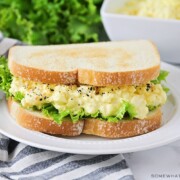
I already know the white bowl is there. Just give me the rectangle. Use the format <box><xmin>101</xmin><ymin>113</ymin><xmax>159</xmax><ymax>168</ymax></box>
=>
<box><xmin>101</xmin><ymin>0</ymin><xmax>180</xmax><ymax>64</ymax></box>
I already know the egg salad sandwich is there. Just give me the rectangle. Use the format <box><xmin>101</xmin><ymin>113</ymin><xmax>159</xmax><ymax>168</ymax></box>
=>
<box><xmin>0</xmin><ymin>40</ymin><xmax>169</xmax><ymax>138</ymax></box>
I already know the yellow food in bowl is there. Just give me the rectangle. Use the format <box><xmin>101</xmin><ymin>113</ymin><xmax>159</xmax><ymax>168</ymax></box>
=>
<box><xmin>118</xmin><ymin>0</ymin><xmax>180</xmax><ymax>20</ymax></box>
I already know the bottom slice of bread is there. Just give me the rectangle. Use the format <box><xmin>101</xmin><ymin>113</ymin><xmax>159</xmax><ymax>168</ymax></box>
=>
<box><xmin>83</xmin><ymin>110</ymin><xmax>162</xmax><ymax>138</ymax></box>
<box><xmin>8</xmin><ymin>99</ymin><xmax>84</xmax><ymax>136</ymax></box>
<box><xmin>8</xmin><ymin>99</ymin><xmax>162</xmax><ymax>138</ymax></box>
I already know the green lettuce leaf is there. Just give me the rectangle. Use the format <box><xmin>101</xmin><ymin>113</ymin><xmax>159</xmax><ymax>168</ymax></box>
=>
<box><xmin>162</xmin><ymin>86</ymin><xmax>170</xmax><ymax>93</ymax></box>
<box><xmin>14</xmin><ymin>91</ymin><xmax>24</xmax><ymax>102</ymax></box>
<box><xmin>42</xmin><ymin>104</ymin><xmax>58</xmax><ymax>116</ymax></box>
<box><xmin>42</xmin><ymin>103</ymin><xmax>86</xmax><ymax>124</ymax></box>
<box><xmin>96</xmin><ymin>102</ymin><xmax>137</xmax><ymax>123</ymax></box>
<box><xmin>91</xmin><ymin>111</ymin><xmax>99</xmax><ymax>118</ymax></box>
<box><xmin>116</xmin><ymin>102</ymin><xmax>127</xmax><ymax>119</ymax></box>
<box><xmin>151</xmin><ymin>70</ymin><xmax>169</xmax><ymax>84</ymax></box>
<box><xmin>42</xmin><ymin>103</ymin><xmax>69</xmax><ymax>124</ymax></box>
<box><xmin>106</xmin><ymin>102</ymin><xmax>137</xmax><ymax>122</ymax></box>
<box><xmin>70</xmin><ymin>109</ymin><xmax>85</xmax><ymax>122</ymax></box>
<box><xmin>151</xmin><ymin>70</ymin><xmax>169</xmax><ymax>93</ymax></box>
<box><xmin>147</xmin><ymin>105</ymin><xmax>156</xmax><ymax>111</ymax></box>
<box><xmin>106</xmin><ymin>116</ymin><xmax>119</xmax><ymax>123</ymax></box>
<box><xmin>148</xmin><ymin>104</ymin><xmax>161</xmax><ymax>111</ymax></box>
<box><xmin>0</xmin><ymin>56</ymin><xmax>12</xmax><ymax>97</ymax></box>
<box><xmin>126</xmin><ymin>102</ymin><xmax>137</xmax><ymax>119</ymax></box>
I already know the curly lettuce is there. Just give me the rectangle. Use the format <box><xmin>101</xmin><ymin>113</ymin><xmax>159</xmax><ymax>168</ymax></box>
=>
<box><xmin>0</xmin><ymin>0</ymin><xmax>105</xmax><ymax>45</ymax></box>
<box><xmin>42</xmin><ymin>103</ymin><xmax>85</xmax><ymax>123</ymax></box>
<box><xmin>151</xmin><ymin>70</ymin><xmax>169</xmax><ymax>84</ymax></box>
<box><xmin>151</xmin><ymin>70</ymin><xmax>169</xmax><ymax>92</ymax></box>
<box><xmin>14</xmin><ymin>91</ymin><xmax>24</xmax><ymax>102</ymax></box>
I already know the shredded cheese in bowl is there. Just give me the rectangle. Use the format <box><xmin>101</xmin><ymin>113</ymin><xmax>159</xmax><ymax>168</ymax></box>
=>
<box><xmin>118</xmin><ymin>0</ymin><xmax>180</xmax><ymax>20</ymax></box>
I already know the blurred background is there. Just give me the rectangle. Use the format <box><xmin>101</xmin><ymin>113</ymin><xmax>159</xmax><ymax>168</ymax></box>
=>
<box><xmin>0</xmin><ymin>0</ymin><xmax>107</xmax><ymax>45</ymax></box>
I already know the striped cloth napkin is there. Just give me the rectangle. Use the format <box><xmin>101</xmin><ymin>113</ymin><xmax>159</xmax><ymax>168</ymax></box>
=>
<box><xmin>0</xmin><ymin>33</ymin><xmax>134</xmax><ymax>180</ymax></box>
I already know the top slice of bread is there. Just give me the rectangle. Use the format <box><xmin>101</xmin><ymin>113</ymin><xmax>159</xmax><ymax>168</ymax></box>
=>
<box><xmin>8</xmin><ymin>40</ymin><xmax>160</xmax><ymax>86</ymax></box>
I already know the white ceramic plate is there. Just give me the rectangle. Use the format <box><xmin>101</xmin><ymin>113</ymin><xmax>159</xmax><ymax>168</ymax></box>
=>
<box><xmin>0</xmin><ymin>62</ymin><xmax>180</xmax><ymax>154</ymax></box>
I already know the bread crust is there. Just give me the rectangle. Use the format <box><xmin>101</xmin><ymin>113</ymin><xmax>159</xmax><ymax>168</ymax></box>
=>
<box><xmin>9</xmin><ymin>60</ymin><xmax>78</xmax><ymax>85</ymax></box>
<box><xmin>8</xmin><ymin>99</ymin><xmax>84</xmax><ymax>136</ymax></box>
<box><xmin>78</xmin><ymin>65</ymin><xmax>160</xmax><ymax>86</ymax></box>
<box><xmin>83</xmin><ymin>109</ymin><xmax>162</xmax><ymax>138</ymax></box>
<box><xmin>9</xmin><ymin>59</ymin><xmax>160</xmax><ymax>86</ymax></box>
<box><xmin>8</xmin><ymin>99</ymin><xmax>162</xmax><ymax>138</ymax></box>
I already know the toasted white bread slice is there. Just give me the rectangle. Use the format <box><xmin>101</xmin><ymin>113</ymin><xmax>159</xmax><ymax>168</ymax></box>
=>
<box><xmin>8</xmin><ymin>40</ymin><xmax>160</xmax><ymax>86</ymax></box>
<box><xmin>83</xmin><ymin>109</ymin><xmax>162</xmax><ymax>138</ymax></box>
<box><xmin>8</xmin><ymin>99</ymin><xmax>162</xmax><ymax>138</ymax></box>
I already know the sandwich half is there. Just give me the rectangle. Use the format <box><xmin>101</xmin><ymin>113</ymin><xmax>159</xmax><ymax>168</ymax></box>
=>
<box><xmin>0</xmin><ymin>40</ymin><xmax>168</xmax><ymax>138</ymax></box>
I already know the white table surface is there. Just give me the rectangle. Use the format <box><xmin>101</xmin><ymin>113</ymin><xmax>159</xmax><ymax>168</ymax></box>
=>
<box><xmin>125</xmin><ymin>64</ymin><xmax>180</xmax><ymax>180</ymax></box>
<box><xmin>125</xmin><ymin>140</ymin><xmax>180</xmax><ymax>180</ymax></box>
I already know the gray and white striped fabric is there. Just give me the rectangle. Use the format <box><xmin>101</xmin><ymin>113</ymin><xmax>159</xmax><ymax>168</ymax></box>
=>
<box><xmin>0</xmin><ymin>33</ymin><xmax>134</xmax><ymax>180</ymax></box>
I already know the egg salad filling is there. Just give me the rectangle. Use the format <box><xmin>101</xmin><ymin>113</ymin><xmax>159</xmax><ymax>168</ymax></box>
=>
<box><xmin>0</xmin><ymin>56</ymin><xmax>169</xmax><ymax>124</ymax></box>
